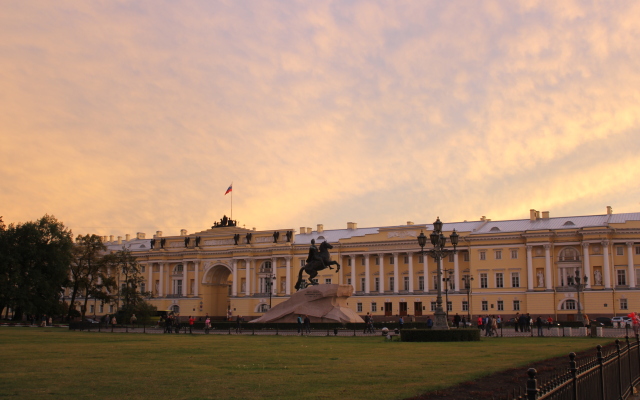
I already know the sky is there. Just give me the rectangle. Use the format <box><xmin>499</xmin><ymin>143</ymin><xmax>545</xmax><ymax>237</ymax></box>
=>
<box><xmin>2</xmin><ymin>1</ymin><xmax>640</xmax><ymax>238</ymax></box>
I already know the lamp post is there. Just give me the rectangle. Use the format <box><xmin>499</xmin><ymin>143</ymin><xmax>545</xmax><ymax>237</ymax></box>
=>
<box><xmin>567</xmin><ymin>269</ymin><xmax>588</xmax><ymax>326</ymax></box>
<box><xmin>463</xmin><ymin>274</ymin><xmax>474</xmax><ymax>325</ymax></box>
<box><xmin>443</xmin><ymin>269</ymin><xmax>454</xmax><ymax>319</ymax></box>
<box><xmin>417</xmin><ymin>217</ymin><xmax>459</xmax><ymax>330</ymax></box>
<box><xmin>265</xmin><ymin>273</ymin><xmax>277</xmax><ymax>309</ymax></box>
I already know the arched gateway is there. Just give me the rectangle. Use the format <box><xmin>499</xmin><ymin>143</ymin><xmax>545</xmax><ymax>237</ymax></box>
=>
<box><xmin>202</xmin><ymin>263</ymin><xmax>232</xmax><ymax>318</ymax></box>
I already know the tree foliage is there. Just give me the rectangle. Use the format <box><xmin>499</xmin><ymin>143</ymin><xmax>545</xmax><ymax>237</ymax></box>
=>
<box><xmin>0</xmin><ymin>215</ymin><xmax>73</xmax><ymax>319</ymax></box>
<box><xmin>103</xmin><ymin>248</ymin><xmax>151</xmax><ymax>320</ymax></box>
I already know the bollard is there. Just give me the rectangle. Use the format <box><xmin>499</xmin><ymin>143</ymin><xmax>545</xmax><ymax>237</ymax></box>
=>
<box><xmin>526</xmin><ymin>368</ymin><xmax>539</xmax><ymax>400</ymax></box>
<box><xmin>569</xmin><ymin>352</ymin><xmax>578</xmax><ymax>400</ymax></box>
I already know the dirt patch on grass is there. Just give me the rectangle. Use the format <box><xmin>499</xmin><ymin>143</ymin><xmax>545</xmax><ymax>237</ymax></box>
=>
<box><xmin>406</xmin><ymin>342</ymin><xmax>619</xmax><ymax>400</ymax></box>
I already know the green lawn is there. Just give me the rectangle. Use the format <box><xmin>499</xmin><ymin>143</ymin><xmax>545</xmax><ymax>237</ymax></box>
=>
<box><xmin>0</xmin><ymin>329</ymin><xmax>609</xmax><ymax>400</ymax></box>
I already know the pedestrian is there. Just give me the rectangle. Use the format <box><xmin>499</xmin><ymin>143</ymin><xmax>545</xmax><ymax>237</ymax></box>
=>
<box><xmin>485</xmin><ymin>315</ymin><xmax>493</xmax><ymax>337</ymax></box>
<box><xmin>461</xmin><ymin>316</ymin><xmax>466</xmax><ymax>328</ymax></box>
<box><xmin>111</xmin><ymin>315</ymin><xmax>117</xmax><ymax>326</ymax></box>
<box><xmin>536</xmin><ymin>316</ymin><xmax>544</xmax><ymax>337</ymax></box>
<box><xmin>398</xmin><ymin>316</ymin><xmax>404</xmax><ymax>330</ymax></box>
<box><xmin>454</xmin><ymin>313</ymin><xmax>461</xmax><ymax>328</ymax></box>
<box><xmin>236</xmin><ymin>315</ymin><xmax>243</xmax><ymax>333</ymax></box>
<box><xmin>130</xmin><ymin>314</ymin><xmax>137</xmax><ymax>330</ymax></box>
<box><xmin>491</xmin><ymin>316</ymin><xmax>498</xmax><ymax>336</ymax></box>
<box><xmin>514</xmin><ymin>312</ymin><xmax>520</xmax><ymax>332</ymax></box>
<box><xmin>297</xmin><ymin>315</ymin><xmax>303</xmax><ymax>334</ymax></box>
<box><xmin>477</xmin><ymin>316</ymin><xmax>483</xmax><ymax>330</ymax></box>
<box><xmin>205</xmin><ymin>316</ymin><xmax>211</xmax><ymax>334</ymax></box>
<box><xmin>304</xmin><ymin>315</ymin><xmax>311</xmax><ymax>334</ymax></box>
<box><xmin>426</xmin><ymin>316</ymin><xmax>433</xmax><ymax>329</ymax></box>
<box><xmin>546</xmin><ymin>315</ymin><xmax>553</xmax><ymax>330</ymax></box>
<box><xmin>188</xmin><ymin>315</ymin><xmax>195</xmax><ymax>334</ymax></box>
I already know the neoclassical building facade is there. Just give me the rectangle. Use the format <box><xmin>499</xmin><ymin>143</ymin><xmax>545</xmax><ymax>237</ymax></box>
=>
<box><xmin>95</xmin><ymin>207</ymin><xmax>640</xmax><ymax>321</ymax></box>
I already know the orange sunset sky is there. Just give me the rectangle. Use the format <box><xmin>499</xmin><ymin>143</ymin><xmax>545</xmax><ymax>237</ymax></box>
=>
<box><xmin>1</xmin><ymin>1</ymin><xmax>640</xmax><ymax>237</ymax></box>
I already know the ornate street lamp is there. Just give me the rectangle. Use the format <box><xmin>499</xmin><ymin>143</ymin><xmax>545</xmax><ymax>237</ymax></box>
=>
<box><xmin>417</xmin><ymin>217</ymin><xmax>459</xmax><ymax>330</ymax></box>
<box><xmin>567</xmin><ymin>269</ymin><xmax>588</xmax><ymax>326</ymax></box>
<box><xmin>443</xmin><ymin>269</ymin><xmax>454</xmax><ymax>319</ymax></box>
<box><xmin>265</xmin><ymin>273</ymin><xmax>277</xmax><ymax>308</ymax></box>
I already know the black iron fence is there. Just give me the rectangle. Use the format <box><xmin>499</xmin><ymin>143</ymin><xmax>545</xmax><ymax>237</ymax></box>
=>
<box><xmin>511</xmin><ymin>336</ymin><xmax>640</xmax><ymax>400</ymax></box>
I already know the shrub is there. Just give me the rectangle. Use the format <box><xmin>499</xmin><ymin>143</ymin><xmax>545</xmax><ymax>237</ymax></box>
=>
<box><xmin>400</xmin><ymin>329</ymin><xmax>481</xmax><ymax>342</ymax></box>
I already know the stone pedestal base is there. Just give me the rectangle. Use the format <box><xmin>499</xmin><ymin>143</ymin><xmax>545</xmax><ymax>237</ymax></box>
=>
<box><xmin>250</xmin><ymin>284</ymin><xmax>364</xmax><ymax>324</ymax></box>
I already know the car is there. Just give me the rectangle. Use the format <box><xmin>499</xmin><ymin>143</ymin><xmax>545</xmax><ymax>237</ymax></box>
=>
<box><xmin>594</xmin><ymin>317</ymin><xmax>612</xmax><ymax>326</ymax></box>
<box><xmin>611</xmin><ymin>316</ymin><xmax>632</xmax><ymax>327</ymax></box>
<box><xmin>84</xmin><ymin>318</ymin><xmax>100</xmax><ymax>324</ymax></box>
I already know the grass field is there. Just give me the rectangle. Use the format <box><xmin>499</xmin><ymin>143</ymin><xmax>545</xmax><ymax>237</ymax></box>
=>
<box><xmin>0</xmin><ymin>328</ymin><xmax>610</xmax><ymax>400</ymax></box>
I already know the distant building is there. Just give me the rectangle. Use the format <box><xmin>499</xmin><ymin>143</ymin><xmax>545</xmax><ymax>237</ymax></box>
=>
<box><xmin>74</xmin><ymin>206</ymin><xmax>640</xmax><ymax>322</ymax></box>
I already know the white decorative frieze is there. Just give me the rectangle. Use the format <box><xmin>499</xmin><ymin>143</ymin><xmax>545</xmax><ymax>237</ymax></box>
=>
<box><xmin>254</xmin><ymin>236</ymin><xmax>272</xmax><ymax>243</ymax></box>
<box><xmin>387</xmin><ymin>231</ymin><xmax>418</xmax><ymax>239</ymax></box>
<box><xmin>204</xmin><ymin>239</ymin><xmax>235</xmax><ymax>246</ymax></box>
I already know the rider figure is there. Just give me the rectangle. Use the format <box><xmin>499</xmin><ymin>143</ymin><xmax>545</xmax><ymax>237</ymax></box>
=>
<box><xmin>307</xmin><ymin>239</ymin><xmax>325</xmax><ymax>268</ymax></box>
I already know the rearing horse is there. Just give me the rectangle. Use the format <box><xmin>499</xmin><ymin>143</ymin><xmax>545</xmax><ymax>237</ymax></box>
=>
<box><xmin>295</xmin><ymin>241</ymin><xmax>340</xmax><ymax>291</ymax></box>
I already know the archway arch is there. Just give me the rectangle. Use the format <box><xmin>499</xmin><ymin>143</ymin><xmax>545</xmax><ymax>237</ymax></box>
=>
<box><xmin>201</xmin><ymin>263</ymin><xmax>232</xmax><ymax>318</ymax></box>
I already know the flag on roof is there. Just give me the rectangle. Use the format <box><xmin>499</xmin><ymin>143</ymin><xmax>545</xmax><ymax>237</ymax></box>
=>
<box><xmin>225</xmin><ymin>183</ymin><xmax>233</xmax><ymax>195</ymax></box>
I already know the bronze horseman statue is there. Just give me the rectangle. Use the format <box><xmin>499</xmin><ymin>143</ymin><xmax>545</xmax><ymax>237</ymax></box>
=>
<box><xmin>294</xmin><ymin>239</ymin><xmax>340</xmax><ymax>291</ymax></box>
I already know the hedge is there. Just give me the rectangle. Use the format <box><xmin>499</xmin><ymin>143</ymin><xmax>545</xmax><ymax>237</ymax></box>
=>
<box><xmin>400</xmin><ymin>329</ymin><xmax>481</xmax><ymax>342</ymax></box>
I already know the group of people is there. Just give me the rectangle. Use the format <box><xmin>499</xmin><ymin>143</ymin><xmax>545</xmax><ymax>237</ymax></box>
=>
<box><xmin>296</xmin><ymin>315</ymin><xmax>311</xmax><ymax>334</ymax></box>
<box><xmin>477</xmin><ymin>315</ymin><xmax>501</xmax><ymax>336</ymax></box>
<box><xmin>363</xmin><ymin>313</ymin><xmax>375</xmax><ymax>333</ymax></box>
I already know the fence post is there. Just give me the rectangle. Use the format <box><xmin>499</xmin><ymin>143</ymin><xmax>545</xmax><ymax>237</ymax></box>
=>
<box><xmin>569</xmin><ymin>352</ymin><xmax>578</xmax><ymax>400</ymax></box>
<box><xmin>526</xmin><ymin>368</ymin><xmax>539</xmax><ymax>400</ymax></box>
<box><xmin>597</xmin><ymin>345</ymin><xmax>606</xmax><ymax>400</ymax></box>
<box><xmin>627</xmin><ymin>336</ymin><xmax>634</xmax><ymax>396</ymax></box>
<box><xmin>617</xmin><ymin>339</ymin><xmax>623</xmax><ymax>399</ymax></box>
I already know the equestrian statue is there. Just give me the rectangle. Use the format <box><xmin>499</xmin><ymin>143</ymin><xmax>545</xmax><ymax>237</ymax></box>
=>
<box><xmin>294</xmin><ymin>239</ymin><xmax>340</xmax><ymax>291</ymax></box>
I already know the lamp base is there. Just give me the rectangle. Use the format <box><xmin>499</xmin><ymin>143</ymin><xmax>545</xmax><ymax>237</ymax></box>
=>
<box><xmin>432</xmin><ymin>309</ymin><xmax>450</xmax><ymax>330</ymax></box>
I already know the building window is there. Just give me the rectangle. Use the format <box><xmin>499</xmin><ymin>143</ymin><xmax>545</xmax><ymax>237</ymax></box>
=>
<box><xmin>495</xmin><ymin>250</ymin><xmax>502</xmax><ymax>260</ymax></box>
<box><xmin>375</xmin><ymin>257</ymin><xmax>379</xmax><ymax>266</ymax></box>
<box><xmin>258</xmin><ymin>303</ymin><xmax>269</xmax><ymax>313</ymax></box>
<box><xmin>511</xmin><ymin>272</ymin><xmax>520</xmax><ymax>288</ymax></box>
<box><xmin>480</xmin><ymin>273</ymin><xmax>488</xmax><ymax>288</ymax></box>
<box><xmin>496</xmin><ymin>273</ymin><xmax>504</xmax><ymax>288</ymax></box>
<box><xmin>347</xmin><ymin>258</ymin><xmax>352</xmax><ymax>267</ymax></box>
<box><xmin>371</xmin><ymin>302</ymin><xmax>377</xmax><ymax>312</ymax></box>
<box><xmin>621</xmin><ymin>299</ymin><xmax>628</xmax><ymax>310</ymax></box>
<box><xmin>482</xmin><ymin>301</ymin><xmax>488</xmax><ymax>311</ymax></box>
<box><xmin>389</xmin><ymin>256</ymin><xmax>395</xmax><ymax>265</ymax></box>
<box><xmin>109</xmin><ymin>305</ymin><xmax>114</xmax><ymax>313</ymax></box>
<box><xmin>325</xmin><ymin>278</ymin><xmax>332</xmax><ymax>284</ymax></box>
<box><xmin>361</xmin><ymin>257</ymin><xmax>366</xmax><ymax>266</ymax></box>
<box><xmin>403</xmin><ymin>277</ymin><xmax>409</xmax><ymax>291</ymax></box>
<box><xmin>89</xmin><ymin>305</ymin><xmax>95</xmax><ymax>314</ymax></box>
<box><xmin>479</xmin><ymin>251</ymin><xmax>486</xmax><ymax>261</ymax></box>
<box><xmin>513</xmin><ymin>300</ymin><xmax>520</xmax><ymax>311</ymax></box>
<box><xmin>174</xmin><ymin>264</ymin><xmax>184</xmax><ymax>273</ymax></box>
<box><xmin>418</xmin><ymin>276</ymin><xmax>424</xmax><ymax>291</ymax></box>
<box><xmin>563</xmin><ymin>299</ymin><xmax>576</xmax><ymax>310</ymax></box>
<box><xmin>447</xmin><ymin>301</ymin><xmax>452</xmax><ymax>312</ymax></box>
<box><xmin>300</xmin><ymin>259</ymin><xmax>305</xmax><ymax>267</ymax></box>
<box><xmin>99</xmin><ymin>304</ymin><xmax>104</xmax><ymax>313</ymax></box>
<box><xmin>636</xmin><ymin>246</ymin><xmax>640</xmax><ymax>255</ymax></box>
<box><xmin>463</xmin><ymin>252</ymin><xmax>470</xmax><ymax>262</ymax></box>
<box><xmin>462</xmin><ymin>301</ymin><xmax>468</xmax><ymax>311</ymax></box>
<box><xmin>347</xmin><ymin>278</ymin><xmax>351</xmax><ymax>286</ymax></box>
<box><xmin>617</xmin><ymin>246</ymin><xmax>624</xmax><ymax>256</ymax></box>
<box><xmin>389</xmin><ymin>277</ymin><xmax>394</xmax><ymax>291</ymax></box>
<box><xmin>141</xmin><ymin>265</ymin><xmax>146</xmax><ymax>273</ymax></box>
<box><xmin>141</xmin><ymin>283</ymin><xmax>146</xmax><ymax>293</ymax></box>
<box><xmin>430</xmin><ymin>302</ymin><xmax>437</xmax><ymax>312</ymax></box>
<box><xmin>448</xmin><ymin>253</ymin><xmax>454</xmax><ymax>263</ymax></box>
<box><xmin>374</xmin><ymin>277</ymin><xmax>380</xmax><ymax>291</ymax></box>
<box><xmin>497</xmin><ymin>300</ymin><xmax>504</xmax><ymax>311</ymax></box>
<box><xmin>511</xmin><ymin>250</ymin><xmax>518</xmax><ymax>259</ymax></box>
<box><xmin>418</xmin><ymin>255</ymin><xmax>424</xmax><ymax>264</ymax></box>
<box><xmin>617</xmin><ymin>270</ymin><xmax>627</xmax><ymax>286</ymax></box>
<box><xmin>433</xmin><ymin>275</ymin><xmax>439</xmax><ymax>290</ymax></box>
<box><xmin>311</xmin><ymin>278</ymin><xmax>318</xmax><ymax>284</ymax></box>
<box><xmin>357</xmin><ymin>303</ymin><xmax>363</xmax><ymax>312</ymax></box>
<box><xmin>360</xmin><ymin>278</ymin><xmax>366</xmax><ymax>292</ymax></box>
<box><xmin>404</xmin><ymin>256</ymin><xmax>409</xmax><ymax>264</ymax></box>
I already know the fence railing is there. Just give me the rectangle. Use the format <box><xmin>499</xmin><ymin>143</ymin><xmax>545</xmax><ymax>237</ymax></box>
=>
<box><xmin>511</xmin><ymin>335</ymin><xmax>640</xmax><ymax>400</ymax></box>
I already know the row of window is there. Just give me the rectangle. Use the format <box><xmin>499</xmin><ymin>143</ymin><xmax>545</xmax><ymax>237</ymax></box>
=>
<box><xmin>353</xmin><ymin>299</ymin><xmax>524</xmax><ymax>313</ymax></box>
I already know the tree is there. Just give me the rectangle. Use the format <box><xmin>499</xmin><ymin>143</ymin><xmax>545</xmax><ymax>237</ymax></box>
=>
<box><xmin>0</xmin><ymin>215</ymin><xmax>73</xmax><ymax>320</ymax></box>
<box><xmin>103</xmin><ymin>248</ymin><xmax>152</xmax><ymax>321</ymax></box>
<box><xmin>67</xmin><ymin>234</ymin><xmax>116</xmax><ymax>320</ymax></box>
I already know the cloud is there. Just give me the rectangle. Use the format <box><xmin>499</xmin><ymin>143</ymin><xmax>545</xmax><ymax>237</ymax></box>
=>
<box><xmin>1</xmin><ymin>0</ymin><xmax>639</xmax><ymax>237</ymax></box>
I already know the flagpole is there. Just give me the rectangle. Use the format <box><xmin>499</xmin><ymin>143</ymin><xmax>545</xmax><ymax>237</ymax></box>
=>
<box><xmin>230</xmin><ymin>189</ymin><xmax>233</xmax><ymax>220</ymax></box>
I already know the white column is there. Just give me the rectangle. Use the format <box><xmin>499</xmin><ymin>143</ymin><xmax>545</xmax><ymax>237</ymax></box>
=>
<box><xmin>407</xmin><ymin>252</ymin><xmax>414</xmax><ymax>293</ymax></box>
<box><xmin>393</xmin><ymin>253</ymin><xmax>399</xmax><ymax>293</ymax></box>
<box><xmin>194</xmin><ymin>261</ymin><xmax>199</xmax><ymax>296</ymax></box>
<box><xmin>378</xmin><ymin>253</ymin><xmax>385</xmax><ymax>293</ymax></box>
<box><xmin>526</xmin><ymin>246</ymin><xmax>534</xmax><ymax>290</ymax></box>
<box><xmin>271</xmin><ymin>257</ymin><xmax>278</xmax><ymax>295</ymax></box>
<box><xmin>232</xmin><ymin>260</ymin><xmax>238</xmax><ymax>296</ymax></box>
<box><xmin>147</xmin><ymin>263</ymin><xmax>153</xmax><ymax>296</ymax></box>
<box><xmin>423</xmin><ymin>254</ymin><xmax>429</xmax><ymax>292</ymax></box>
<box><xmin>545</xmin><ymin>244</ymin><xmax>553</xmax><ymax>289</ymax></box>
<box><xmin>338</xmin><ymin>255</ymin><xmax>343</xmax><ymax>285</ymax></box>
<box><xmin>285</xmin><ymin>257</ymin><xmax>291</xmax><ymax>295</ymax></box>
<box><xmin>183</xmin><ymin>261</ymin><xmax>188</xmax><ymax>297</ymax></box>
<box><xmin>581</xmin><ymin>243</ymin><xmax>591</xmax><ymax>289</ymax></box>
<box><xmin>603</xmin><ymin>241</ymin><xmax>611</xmax><ymax>289</ymax></box>
<box><xmin>453</xmin><ymin>252</ymin><xmax>460</xmax><ymax>292</ymax></box>
<box><xmin>245</xmin><ymin>259</ymin><xmax>251</xmax><ymax>296</ymax></box>
<box><xmin>350</xmin><ymin>255</ymin><xmax>356</xmax><ymax>291</ymax></box>
<box><xmin>627</xmin><ymin>242</ymin><xmax>635</xmax><ymax>288</ymax></box>
<box><xmin>364</xmin><ymin>254</ymin><xmax>370</xmax><ymax>294</ymax></box>
<box><xmin>159</xmin><ymin>263</ymin><xmax>164</xmax><ymax>297</ymax></box>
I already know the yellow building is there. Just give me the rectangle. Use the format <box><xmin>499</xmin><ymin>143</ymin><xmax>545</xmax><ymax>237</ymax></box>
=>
<box><xmin>96</xmin><ymin>207</ymin><xmax>640</xmax><ymax>322</ymax></box>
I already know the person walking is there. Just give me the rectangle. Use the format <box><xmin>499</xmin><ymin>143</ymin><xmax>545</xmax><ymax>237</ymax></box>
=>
<box><xmin>536</xmin><ymin>316</ymin><xmax>544</xmax><ymax>337</ymax></box>
<box><xmin>236</xmin><ymin>315</ymin><xmax>243</xmax><ymax>333</ymax></box>
<box><xmin>297</xmin><ymin>315</ymin><xmax>303</xmax><ymax>335</ymax></box>
<box><xmin>205</xmin><ymin>316</ymin><xmax>211</xmax><ymax>334</ymax></box>
<box><xmin>188</xmin><ymin>316</ymin><xmax>195</xmax><ymax>334</ymax></box>
<box><xmin>398</xmin><ymin>316</ymin><xmax>404</xmax><ymax>330</ymax></box>
<box><xmin>303</xmin><ymin>315</ymin><xmax>311</xmax><ymax>335</ymax></box>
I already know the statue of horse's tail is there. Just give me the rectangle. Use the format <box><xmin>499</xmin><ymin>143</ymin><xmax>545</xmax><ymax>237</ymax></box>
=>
<box><xmin>294</xmin><ymin>266</ymin><xmax>305</xmax><ymax>291</ymax></box>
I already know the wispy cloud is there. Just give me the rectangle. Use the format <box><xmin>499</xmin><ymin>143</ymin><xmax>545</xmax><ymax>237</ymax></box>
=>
<box><xmin>1</xmin><ymin>0</ymin><xmax>639</xmax><ymax>236</ymax></box>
